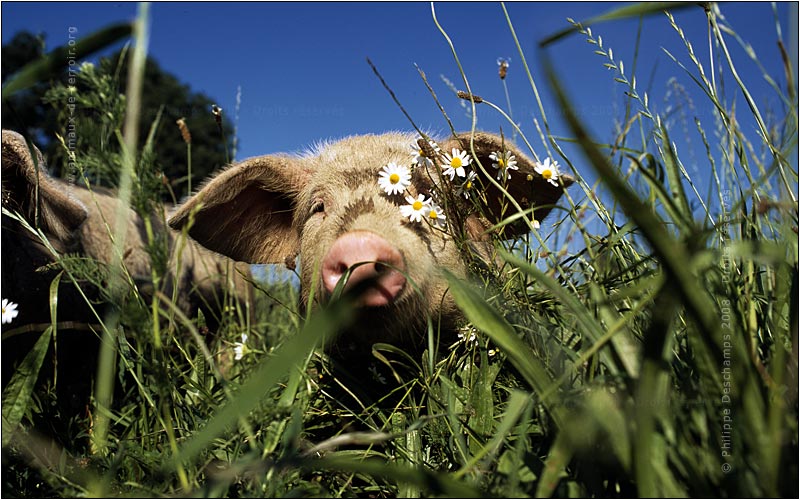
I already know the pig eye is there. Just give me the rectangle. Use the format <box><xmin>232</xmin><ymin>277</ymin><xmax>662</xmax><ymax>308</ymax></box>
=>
<box><xmin>310</xmin><ymin>200</ymin><xmax>325</xmax><ymax>216</ymax></box>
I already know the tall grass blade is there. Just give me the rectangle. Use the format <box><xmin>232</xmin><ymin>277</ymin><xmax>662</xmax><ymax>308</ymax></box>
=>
<box><xmin>309</xmin><ymin>455</ymin><xmax>482</xmax><ymax>498</ymax></box>
<box><xmin>168</xmin><ymin>295</ymin><xmax>355</xmax><ymax>469</ymax></box>
<box><xmin>2</xmin><ymin>327</ymin><xmax>54</xmax><ymax>446</ymax></box>
<box><xmin>539</xmin><ymin>2</ymin><xmax>692</xmax><ymax>47</ymax></box>
<box><xmin>92</xmin><ymin>2</ymin><xmax>150</xmax><ymax>457</ymax></box>
<box><xmin>500</xmin><ymin>250</ymin><xmax>618</xmax><ymax>371</ymax></box>
<box><xmin>541</xmin><ymin>54</ymin><xmax>724</xmax><ymax>362</ymax></box>
<box><xmin>443</xmin><ymin>270</ymin><xmax>564</xmax><ymax>427</ymax></box>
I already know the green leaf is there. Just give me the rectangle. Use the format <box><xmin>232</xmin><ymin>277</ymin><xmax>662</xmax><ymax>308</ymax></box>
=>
<box><xmin>443</xmin><ymin>270</ymin><xmax>565</xmax><ymax>427</ymax></box>
<box><xmin>535</xmin><ymin>430</ymin><xmax>573</xmax><ymax>498</ymax></box>
<box><xmin>168</xmin><ymin>295</ymin><xmax>355</xmax><ymax>468</ymax></box>
<box><xmin>467</xmin><ymin>350</ymin><xmax>500</xmax><ymax>452</ymax></box>
<box><xmin>2</xmin><ymin>327</ymin><xmax>53</xmax><ymax>446</ymax></box>
<box><xmin>541</xmin><ymin>53</ymin><xmax>724</xmax><ymax>365</ymax></box>
<box><xmin>309</xmin><ymin>454</ymin><xmax>483</xmax><ymax>498</ymax></box>
<box><xmin>457</xmin><ymin>390</ymin><xmax>530</xmax><ymax>479</ymax></box>
<box><xmin>500</xmin><ymin>251</ymin><xmax>618</xmax><ymax>372</ymax></box>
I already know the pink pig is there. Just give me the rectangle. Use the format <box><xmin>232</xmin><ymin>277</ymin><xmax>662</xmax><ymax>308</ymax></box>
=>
<box><xmin>169</xmin><ymin>132</ymin><xmax>573</xmax><ymax>351</ymax></box>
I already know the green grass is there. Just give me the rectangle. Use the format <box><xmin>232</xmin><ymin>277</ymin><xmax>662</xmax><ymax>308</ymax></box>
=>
<box><xmin>2</xmin><ymin>2</ymin><xmax>797</xmax><ymax>497</ymax></box>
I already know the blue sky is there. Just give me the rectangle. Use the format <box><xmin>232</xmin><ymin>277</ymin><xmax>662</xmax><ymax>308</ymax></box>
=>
<box><xmin>2</xmin><ymin>1</ymin><xmax>795</xmax><ymax>282</ymax></box>
<box><xmin>2</xmin><ymin>1</ymin><xmax>795</xmax><ymax>165</ymax></box>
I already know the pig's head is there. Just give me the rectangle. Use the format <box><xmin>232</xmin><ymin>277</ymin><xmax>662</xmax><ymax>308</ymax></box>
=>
<box><xmin>168</xmin><ymin>132</ymin><xmax>573</xmax><ymax>352</ymax></box>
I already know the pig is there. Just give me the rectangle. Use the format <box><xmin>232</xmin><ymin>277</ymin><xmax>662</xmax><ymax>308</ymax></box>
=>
<box><xmin>168</xmin><ymin>131</ymin><xmax>573</xmax><ymax>356</ymax></box>
<box><xmin>1</xmin><ymin>129</ymin><xmax>253</xmax><ymax>415</ymax></box>
<box><xmin>1</xmin><ymin>129</ymin><xmax>254</xmax><ymax>328</ymax></box>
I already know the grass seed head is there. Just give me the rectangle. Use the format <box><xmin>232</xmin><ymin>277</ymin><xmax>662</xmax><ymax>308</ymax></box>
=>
<box><xmin>176</xmin><ymin>117</ymin><xmax>192</xmax><ymax>144</ymax></box>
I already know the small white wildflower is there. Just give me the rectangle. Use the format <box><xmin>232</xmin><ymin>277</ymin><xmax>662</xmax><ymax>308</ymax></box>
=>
<box><xmin>378</xmin><ymin>162</ymin><xmax>412</xmax><ymax>195</ymax></box>
<box><xmin>458</xmin><ymin>328</ymin><xmax>478</xmax><ymax>345</ymax></box>
<box><xmin>410</xmin><ymin>143</ymin><xmax>433</xmax><ymax>168</ymax></box>
<box><xmin>488</xmin><ymin>348</ymin><xmax>499</xmax><ymax>357</ymax></box>
<box><xmin>425</xmin><ymin>202</ymin><xmax>447</xmax><ymax>229</ymax></box>
<box><xmin>534</xmin><ymin>157</ymin><xmax>561</xmax><ymax>187</ymax></box>
<box><xmin>489</xmin><ymin>151</ymin><xmax>518</xmax><ymax>181</ymax></box>
<box><xmin>400</xmin><ymin>194</ymin><xmax>429</xmax><ymax>223</ymax></box>
<box><xmin>456</xmin><ymin>170</ymin><xmax>478</xmax><ymax>199</ymax></box>
<box><xmin>442</xmin><ymin>148</ymin><xmax>471</xmax><ymax>180</ymax></box>
<box><xmin>532</xmin><ymin>219</ymin><xmax>541</xmax><ymax>230</ymax></box>
<box><xmin>233</xmin><ymin>333</ymin><xmax>248</xmax><ymax>361</ymax></box>
<box><xmin>2</xmin><ymin>299</ymin><xmax>19</xmax><ymax>325</ymax></box>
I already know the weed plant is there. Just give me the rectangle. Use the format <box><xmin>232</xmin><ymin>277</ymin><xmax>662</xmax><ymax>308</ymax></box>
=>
<box><xmin>1</xmin><ymin>2</ymin><xmax>797</xmax><ymax>497</ymax></box>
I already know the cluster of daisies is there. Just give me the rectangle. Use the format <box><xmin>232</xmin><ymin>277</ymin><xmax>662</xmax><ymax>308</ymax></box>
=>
<box><xmin>377</xmin><ymin>137</ymin><xmax>562</xmax><ymax>228</ymax></box>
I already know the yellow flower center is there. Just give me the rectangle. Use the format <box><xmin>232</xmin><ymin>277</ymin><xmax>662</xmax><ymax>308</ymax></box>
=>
<box><xmin>497</xmin><ymin>158</ymin><xmax>505</xmax><ymax>168</ymax></box>
<box><xmin>451</xmin><ymin>157</ymin><xmax>462</xmax><ymax>169</ymax></box>
<box><xmin>465</xmin><ymin>181</ymin><xmax>473</xmax><ymax>189</ymax></box>
<box><xmin>412</xmin><ymin>200</ymin><xmax>423</xmax><ymax>210</ymax></box>
<box><xmin>429</xmin><ymin>210</ymin><xmax>438</xmax><ymax>219</ymax></box>
<box><xmin>542</xmin><ymin>169</ymin><xmax>553</xmax><ymax>179</ymax></box>
<box><xmin>390</xmin><ymin>173</ymin><xmax>400</xmax><ymax>184</ymax></box>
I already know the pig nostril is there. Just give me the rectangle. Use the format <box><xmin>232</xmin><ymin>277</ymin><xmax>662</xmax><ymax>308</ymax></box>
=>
<box><xmin>322</xmin><ymin>231</ymin><xmax>407</xmax><ymax>305</ymax></box>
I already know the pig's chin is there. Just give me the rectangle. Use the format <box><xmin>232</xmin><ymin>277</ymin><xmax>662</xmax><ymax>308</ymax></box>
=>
<box><xmin>353</xmin><ymin>283</ymin><xmax>403</xmax><ymax>308</ymax></box>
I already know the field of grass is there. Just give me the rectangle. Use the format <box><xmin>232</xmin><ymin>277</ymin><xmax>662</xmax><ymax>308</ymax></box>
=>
<box><xmin>2</xmin><ymin>2</ymin><xmax>797</xmax><ymax>497</ymax></box>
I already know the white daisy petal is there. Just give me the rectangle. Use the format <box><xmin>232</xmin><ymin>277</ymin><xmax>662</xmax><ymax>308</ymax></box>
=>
<box><xmin>442</xmin><ymin>148</ymin><xmax>471</xmax><ymax>180</ymax></box>
<box><xmin>491</xmin><ymin>151</ymin><xmax>519</xmax><ymax>181</ymax></box>
<box><xmin>425</xmin><ymin>202</ymin><xmax>447</xmax><ymax>229</ymax></box>
<box><xmin>2</xmin><ymin>299</ymin><xmax>19</xmax><ymax>325</ymax></box>
<box><xmin>456</xmin><ymin>171</ymin><xmax>478</xmax><ymax>199</ymax></box>
<box><xmin>534</xmin><ymin>157</ymin><xmax>561</xmax><ymax>187</ymax></box>
<box><xmin>400</xmin><ymin>194</ymin><xmax>429</xmax><ymax>223</ymax></box>
<box><xmin>410</xmin><ymin>143</ymin><xmax>433</xmax><ymax>168</ymax></box>
<box><xmin>378</xmin><ymin>162</ymin><xmax>412</xmax><ymax>195</ymax></box>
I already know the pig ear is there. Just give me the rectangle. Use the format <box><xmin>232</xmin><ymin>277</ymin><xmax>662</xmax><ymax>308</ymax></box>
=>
<box><xmin>168</xmin><ymin>155</ymin><xmax>308</xmax><ymax>264</ymax></box>
<box><xmin>2</xmin><ymin>129</ymin><xmax>88</xmax><ymax>242</ymax></box>
<box><xmin>442</xmin><ymin>132</ymin><xmax>574</xmax><ymax>237</ymax></box>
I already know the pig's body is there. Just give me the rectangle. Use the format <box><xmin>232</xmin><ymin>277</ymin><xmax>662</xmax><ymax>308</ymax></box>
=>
<box><xmin>170</xmin><ymin>131</ymin><xmax>573</xmax><ymax>354</ymax></box>
<box><xmin>1</xmin><ymin>130</ymin><xmax>253</xmax><ymax>330</ymax></box>
<box><xmin>1</xmin><ymin>130</ymin><xmax>254</xmax><ymax>414</ymax></box>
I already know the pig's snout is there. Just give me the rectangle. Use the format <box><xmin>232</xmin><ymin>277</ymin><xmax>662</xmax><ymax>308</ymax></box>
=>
<box><xmin>322</xmin><ymin>231</ymin><xmax>407</xmax><ymax>307</ymax></box>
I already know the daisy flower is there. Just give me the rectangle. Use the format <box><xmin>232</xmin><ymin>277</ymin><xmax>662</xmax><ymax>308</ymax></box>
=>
<box><xmin>456</xmin><ymin>171</ymin><xmax>478</xmax><ymax>199</ymax></box>
<box><xmin>233</xmin><ymin>333</ymin><xmax>248</xmax><ymax>361</ymax></box>
<box><xmin>535</xmin><ymin>157</ymin><xmax>561</xmax><ymax>187</ymax></box>
<box><xmin>458</xmin><ymin>327</ymin><xmax>478</xmax><ymax>345</ymax></box>
<box><xmin>400</xmin><ymin>194</ymin><xmax>429</xmax><ymax>223</ymax></box>
<box><xmin>425</xmin><ymin>202</ymin><xmax>447</xmax><ymax>229</ymax></box>
<box><xmin>378</xmin><ymin>162</ymin><xmax>412</xmax><ymax>195</ymax></box>
<box><xmin>442</xmin><ymin>148</ymin><xmax>471</xmax><ymax>180</ymax></box>
<box><xmin>2</xmin><ymin>299</ymin><xmax>19</xmax><ymax>325</ymax></box>
<box><xmin>410</xmin><ymin>143</ymin><xmax>433</xmax><ymax>168</ymax></box>
<box><xmin>489</xmin><ymin>151</ymin><xmax>518</xmax><ymax>181</ymax></box>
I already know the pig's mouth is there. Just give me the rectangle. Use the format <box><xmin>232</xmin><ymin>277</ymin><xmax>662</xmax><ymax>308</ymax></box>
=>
<box><xmin>320</xmin><ymin>230</ymin><xmax>408</xmax><ymax>309</ymax></box>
